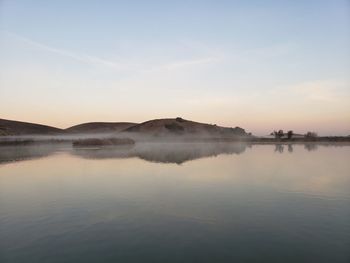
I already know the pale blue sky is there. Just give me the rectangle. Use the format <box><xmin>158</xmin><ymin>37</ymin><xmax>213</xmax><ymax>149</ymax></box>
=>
<box><xmin>0</xmin><ymin>0</ymin><xmax>349</xmax><ymax>135</ymax></box>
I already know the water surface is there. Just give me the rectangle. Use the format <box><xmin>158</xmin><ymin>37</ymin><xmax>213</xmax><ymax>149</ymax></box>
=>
<box><xmin>0</xmin><ymin>143</ymin><xmax>349</xmax><ymax>262</ymax></box>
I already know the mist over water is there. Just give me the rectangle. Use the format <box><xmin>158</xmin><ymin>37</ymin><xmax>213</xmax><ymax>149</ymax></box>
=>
<box><xmin>0</xmin><ymin>143</ymin><xmax>349</xmax><ymax>263</ymax></box>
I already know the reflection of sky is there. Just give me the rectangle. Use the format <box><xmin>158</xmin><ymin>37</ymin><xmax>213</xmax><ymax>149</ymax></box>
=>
<box><xmin>1</xmin><ymin>144</ymin><xmax>349</xmax><ymax>212</ymax></box>
<box><xmin>0</xmin><ymin>1</ymin><xmax>349</xmax><ymax>135</ymax></box>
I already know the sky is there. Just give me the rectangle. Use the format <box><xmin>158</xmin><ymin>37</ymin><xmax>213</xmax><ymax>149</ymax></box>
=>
<box><xmin>0</xmin><ymin>0</ymin><xmax>349</xmax><ymax>135</ymax></box>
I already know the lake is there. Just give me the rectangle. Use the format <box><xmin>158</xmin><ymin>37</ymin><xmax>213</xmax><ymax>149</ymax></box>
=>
<box><xmin>0</xmin><ymin>143</ymin><xmax>349</xmax><ymax>262</ymax></box>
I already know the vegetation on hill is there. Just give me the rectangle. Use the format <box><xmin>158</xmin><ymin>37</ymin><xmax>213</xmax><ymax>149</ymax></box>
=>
<box><xmin>123</xmin><ymin>117</ymin><xmax>247</xmax><ymax>137</ymax></box>
<box><xmin>65</xmin><ymin>122</ymin><xmax>137</xmax><ymax>134</ymax></box>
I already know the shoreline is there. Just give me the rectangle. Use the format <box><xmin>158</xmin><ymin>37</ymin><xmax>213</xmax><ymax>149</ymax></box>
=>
<box><xmin>1</xmin><ymin>136</ymin><xmax>350</xmax><ymax>146</ymax></box>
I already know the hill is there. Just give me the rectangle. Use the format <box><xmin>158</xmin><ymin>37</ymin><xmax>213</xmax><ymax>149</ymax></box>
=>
<box><xmin>0</xmin><ymin>117</ymin><xmax>247</xmax><ymax>138</ymax></box>
<box><xmin>123</xmin><ymin>117</ymin><xmax>247</xmax><ymax>137</ymax></box>
<box><xmin>0</xmin><ymin>118</ymin><xmax>62</xmax><ymax>135</ymax></box>
<box><xmin>65</xmin><ymin>122</ymin><xmax>136</xmax><ymax>134</ymax></box>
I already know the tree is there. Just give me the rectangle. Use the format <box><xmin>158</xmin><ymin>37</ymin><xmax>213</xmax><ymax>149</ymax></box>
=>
<box><xmin>278</xmin><ymin>130</ymin><xmax>284</xmax><ymax>138</ymax></box>
<box><xmin>272</xmin><ymin>130</ymin><xmax>284</xmax><ymax>140</ymax></box>
<box><xmin>305</xmin><ymin>131</ymin><xmax>317</xmax><ymax>138</ymax></box>
<box><xmin>287</xmin><ymin>130</ymin><xmax>293</xmax><ymax>139</ymax></box>
<box><xmin>272</xmin><ymin>130</ymin><xmax>278</xmax><ymax>138</ymax></box>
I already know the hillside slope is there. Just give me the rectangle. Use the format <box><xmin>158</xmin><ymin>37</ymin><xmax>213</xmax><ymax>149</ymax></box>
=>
<box><xmin>123</xmin><ymin>117</ymin><xmax>246</xmax><ymax>137</ymax></box>
<box><xmin>0</xmin><ymin>118</ymin><xmax>62</xmax><ymax>135</ymax></box>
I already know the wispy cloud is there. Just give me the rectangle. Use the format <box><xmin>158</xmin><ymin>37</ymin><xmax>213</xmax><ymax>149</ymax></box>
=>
<box><xmin>143</xmin><ymin>57</ymin><xmax>219</xmax><ymax>73</ymax></box>
<box><xmin>163</xmin><ymin>57</ymin><xmax>218</xmax><ymax>70</ymax></box>
<box><xmin>288</xmin><ymin>80</ymin><xmax>349</xmax><ymax>102</ymax></box>
<box><xmin>4</xmin><ymin>31</ymin><xmax>220</xmax><ymax>73</ymax></box>
<box><xmin>4</xmin><ymin>31</ymin><xmax>136</xmax><ymax>71</ymax></box>
<box><xmin>246</xmin><ymin>43</ymin><xmax>297</xmax><ymax>58</ymax></box>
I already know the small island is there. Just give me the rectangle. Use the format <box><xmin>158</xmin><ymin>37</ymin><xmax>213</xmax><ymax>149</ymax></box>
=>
<box><xmin>72</xmin><ymin>138</ymin><xmax>135</xmax><ymax>147</ymax></box>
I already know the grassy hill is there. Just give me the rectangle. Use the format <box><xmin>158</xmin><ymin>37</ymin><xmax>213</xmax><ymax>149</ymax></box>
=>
<box><xmin>123</xmin><ymin>117</ymin><xmax>247</xmax><ymax>137</ymax></box>
<box><xmin>0</xmin><ymin>117</ymin><xmax>247</xmax><ymax>138</ymax></box>
<box><xmin>0</xmin><ymin>118</ymin><xmax>62</xmax><ymax>135</ymax></box>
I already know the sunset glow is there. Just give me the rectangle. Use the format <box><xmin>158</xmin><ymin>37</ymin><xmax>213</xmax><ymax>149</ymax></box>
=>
<box><xmin>0</xmin><ymin>1</ymin><xmax>349</xmax><ymax>135</ymax></box>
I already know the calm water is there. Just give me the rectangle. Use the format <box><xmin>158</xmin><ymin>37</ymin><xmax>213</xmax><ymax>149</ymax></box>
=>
<box><xmin>0</xmin><ymin>143</ymin><xmax>349</xmax><ymax>263</ymax></box>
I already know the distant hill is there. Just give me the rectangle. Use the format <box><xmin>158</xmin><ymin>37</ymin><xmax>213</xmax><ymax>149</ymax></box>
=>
<box><xmin>0</xmin><ymin>118</ymin><xmax>62</xmax><ymax>135</ymax></box>
<box><xmin>0</xmin><ymin>119</ymin><xmax>137</xmax><ymax>136</ymax></box>
<box><xmin>65</xmin><ymin>122</ymin><xmax>137</xmax><ymax>134</ymax></box>
<box><xmin>0</xmin><ymin>117</ymin><xmax>247</xmax><ymax>138</ymax></box>
<box><xmin>123</xmin><ymin>117</ymin><xmax>247</xmax><ymax>137</ymax></box>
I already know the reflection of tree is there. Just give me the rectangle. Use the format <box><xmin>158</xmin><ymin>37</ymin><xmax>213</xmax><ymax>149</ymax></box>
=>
<box><xmin>274</xmin><ymin>144</ymin><xmax>284</xmax><ymax>153</ymax></box>
<box><xmin>304</xmin><ymin>144</ymin><xmax>318</xmax><ymax>152</ymax></box>
<box><xmin>288</xmin><ymin>144</ymin><xmax>293</xmax><ymax>153</ymax></box>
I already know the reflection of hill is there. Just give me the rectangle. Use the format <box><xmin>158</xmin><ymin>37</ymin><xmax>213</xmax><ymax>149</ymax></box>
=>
<box><xmin>71</xmin><ymin>142</ymin><xmax>247</xmax><ymax>164</ymax></box>
<box><xmin>135</xmin><ymin>142</ymin><xmax>247</xmax><ymax>164</ymax></box>
<box><xmin>71</xmin><ymin>145</ymin><xmax>135</xmax><ymax>160</ymax></box>
<box><xmin>0</xmin><ymin>145</ymin><xmax>58</xmax><ymax>164</ymax></box>
<box><xmin>2</xmin><ymin>143</ymin><xmax>341</xmax><ymax>166</ymax></box>
<box><xmin>1</xmin><ymin>143</ymin><xmax>247</xmax><ymax>165</ymax></box>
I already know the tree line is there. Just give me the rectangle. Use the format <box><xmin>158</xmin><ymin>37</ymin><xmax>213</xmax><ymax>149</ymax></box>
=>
<box><xmin>270</xmin><ymin>130</ymin><xmax>318</xmax><ymax>139</ymax></box>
